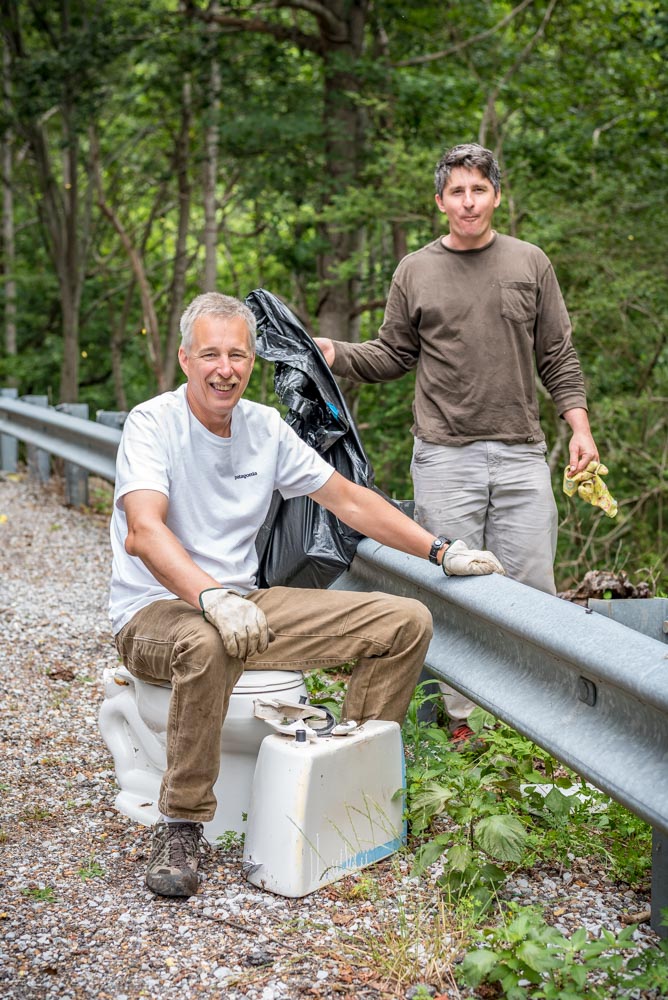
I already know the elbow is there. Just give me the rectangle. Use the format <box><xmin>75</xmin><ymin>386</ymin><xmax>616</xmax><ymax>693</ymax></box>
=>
<box><xmin>124</xmin><ymin>530</ymin><xmax>138</xmax><ymax>557</ymax></box>
<box><xmin>124</xmin><ymin>525</ymin><xmax>145</xmax><ymax>558</ymax></box>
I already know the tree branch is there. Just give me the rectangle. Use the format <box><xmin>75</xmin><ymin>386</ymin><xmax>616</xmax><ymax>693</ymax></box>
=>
<box><xmin>394</xmin><ymin>0</ymin><xmax>536</xmax><ymax>67</ymax></box>
<box><xmin>480</xmin><ymin>0</ymin><xmax>559</xmax><ymax>144</ymax></box>
<box><xmin>349</xmin><ymin>297</ymin><xmax>387</xmax><ymax>319</ymax></box>
<box><xmin>270</xmin><ymin>0</ymin><xmax>346</xmax><ymax>40</ymax></box>
<box><xmin>184</xmin><ymin>4</ymin><xmax>322</xmax><ymax>54</ymax></box>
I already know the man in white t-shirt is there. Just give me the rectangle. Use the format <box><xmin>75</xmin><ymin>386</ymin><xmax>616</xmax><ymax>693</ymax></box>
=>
<box><xmin>110</xmin><ymin>291</ymin><xmax>505</xmax><ymax>898</ymax></box>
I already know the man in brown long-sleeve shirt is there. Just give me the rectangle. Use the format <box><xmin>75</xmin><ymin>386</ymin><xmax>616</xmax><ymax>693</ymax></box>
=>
<box><xmin>316</xmin><ymin>142</ymin><xmax>599</xmax><ymax>745</ymax></box>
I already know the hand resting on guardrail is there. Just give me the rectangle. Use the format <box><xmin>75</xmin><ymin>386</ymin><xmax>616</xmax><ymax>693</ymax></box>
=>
<box><xmin>442</xmin><ymin>539</ymin><xmax>506</xmax><ymax>577</ymax></box>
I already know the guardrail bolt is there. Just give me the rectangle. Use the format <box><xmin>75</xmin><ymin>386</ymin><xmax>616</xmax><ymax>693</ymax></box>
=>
<box><xmin>577</xmin><ymin>676</ymin><xmax>597</xmax><ymax>707</ymax></box>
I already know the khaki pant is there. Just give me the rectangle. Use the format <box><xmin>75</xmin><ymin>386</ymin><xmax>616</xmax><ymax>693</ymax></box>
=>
<box><xmin>115</xmin><ymin>587</ymin><xmax>432</xmax><ymax>822</ymax></box>
<box><xmin>411</xmin><ymin>438</ymin><xmax>558</xmax><ymax>723</ymax></box>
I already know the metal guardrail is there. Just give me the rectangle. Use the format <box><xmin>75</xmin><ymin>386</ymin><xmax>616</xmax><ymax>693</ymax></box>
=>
<box><xmin>335</xmin><ymin>544</ymin><xmax>668</xmax><ymax>831</ymax></box>
<box><xmin>0</xmin><ymin>394</ymin><xmax>123</xmax><ymax>487</ymax></box>
<box><xmin>2</xmin><ymin>392</ymin><xmax>667</xmax><ymax>933</ymax></box>
<box><xmin>334</xmin><ymin>546</ymin><xmax>668</xmax><ymax>936</ymax></box>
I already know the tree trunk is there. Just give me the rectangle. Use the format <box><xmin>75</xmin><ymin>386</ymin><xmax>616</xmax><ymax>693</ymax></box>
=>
<box><xmin>109</xmin><ymin>286</ymin><xmax>132</xmax><ymax>412</ymax></box>
<box><xmin>203</xmin><ymin>1</ymin><xmax>221</xmax><ymax>293</ymax></box>
<box><xmin>58</xmin><ymin>78</ymin><xmax>80</xmax><ymax>402</ymax></box>
<box><xmin>315</xmin><ymin>0</ymin><xmax>369</xmax><ymax>344</ymax></box>
<box><xmin>163</xmin><ymin>77</ymin><xmax>193</xmax><ymax>388</ymax></box>
<box><xmin>2</xmin><ymin>41</ymin><xmax>16</xmax><ymax>382</ymax></box>
<box><xmin>4</xmin><ymin>1</ymin><xmax>96</xmax><ymax>404</ymax></box>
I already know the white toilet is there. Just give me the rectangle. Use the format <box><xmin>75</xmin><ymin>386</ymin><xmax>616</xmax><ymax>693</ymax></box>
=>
<box><xmin>98</xmin><ymin>665</ymin><xmax>308</xmax><ymax>841</ymax></box>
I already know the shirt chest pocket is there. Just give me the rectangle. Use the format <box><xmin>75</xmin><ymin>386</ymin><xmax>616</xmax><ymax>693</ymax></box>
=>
<box><xmin>500</xmin><ymin>280</ymin><xmax>537</xmax><ymax>324</ymax></box>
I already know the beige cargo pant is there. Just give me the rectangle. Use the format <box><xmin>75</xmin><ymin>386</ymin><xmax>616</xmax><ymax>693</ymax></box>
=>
<box><xmin>114</xmin><ymin>586</ymin><xmax>432</xmax><ymax>822</ymax></box>
<box><xmin>411</xmin><ymin>437</ymin><xmax>558</xmax><ymax>725</ymax></box>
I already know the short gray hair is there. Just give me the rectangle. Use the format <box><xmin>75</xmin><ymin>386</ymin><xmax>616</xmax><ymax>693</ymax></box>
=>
<box><xmin>179</xmin><ymin>293</ymin><xmax>257</xmax><ymax>354</ymax></box>
<box><xmin>434</xmin><ymin>143</ymin><xmax>501</xmax><ymax>197</ymax></box>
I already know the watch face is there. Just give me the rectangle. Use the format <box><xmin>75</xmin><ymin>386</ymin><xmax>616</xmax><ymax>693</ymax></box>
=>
<box><xmin>429</xmin><ymin>536</ymin><xmax>452</xmax><ymax>562</ymax></box>
<box><xmin>429</xmin><ymin>537</ymin><xmax>446</xmax><ymax>562</ymax></box>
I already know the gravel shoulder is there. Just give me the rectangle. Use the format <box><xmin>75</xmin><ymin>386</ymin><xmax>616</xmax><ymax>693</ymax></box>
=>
<box><xmin>0</xmin><ymin>473</ymin><xmax>662</xmax><ymax>1000</ymax></box>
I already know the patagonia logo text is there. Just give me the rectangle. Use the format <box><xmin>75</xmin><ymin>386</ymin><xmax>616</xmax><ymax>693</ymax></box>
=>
<box><xmin>234</xmin><ymin>471</ymin><xmax>258</xmax><ymax>480</ymax></box>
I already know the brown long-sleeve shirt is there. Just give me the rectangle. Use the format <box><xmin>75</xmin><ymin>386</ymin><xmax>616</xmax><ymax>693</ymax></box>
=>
<box><xmin>331</xmin><ymin>233</ymin><xmax>588</xmax><ymax>447</ymax></box>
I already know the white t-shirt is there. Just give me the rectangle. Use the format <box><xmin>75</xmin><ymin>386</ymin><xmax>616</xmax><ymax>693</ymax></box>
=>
<box><xmin>109</xmin><ymin>385</ymin><xmax>335</xmax><ymax>634</ymax></box>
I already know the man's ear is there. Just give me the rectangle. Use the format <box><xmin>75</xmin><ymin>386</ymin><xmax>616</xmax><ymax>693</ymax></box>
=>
<box><xmin>495</xmin><ymin>187</ymin><xmax>502</xmax><ymax>208</ymax></box>
<box><xmin>435</xmin><ymin>192</ymin><xmax>446</xmax><ymax>214</ymax></box>
<box><xmin>178</xmin><ymin>346</ymin><xmax>189</xmax><ymax>378</ymax></box>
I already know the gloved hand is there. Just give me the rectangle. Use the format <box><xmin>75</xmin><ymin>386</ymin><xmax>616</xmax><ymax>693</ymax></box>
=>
<box><xmin>442</xmin><ymin>539</ymin><xmax>505</xmax><ymax>577</ymax></box>
<box><xmin>563</xmin><ymin>461</ymin><xmax>618</xmax><ymax>518</ymax></box>
<box><xmin>199</xmin><ymin>588</ymin><xmax>270</xmax><ymax>660</ymax></box>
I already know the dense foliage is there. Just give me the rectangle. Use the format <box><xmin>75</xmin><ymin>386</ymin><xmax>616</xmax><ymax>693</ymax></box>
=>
<box><xmin>1</xmin><ymin>0</ymin><xmax>666</xmax><ymax>588</ymax></box>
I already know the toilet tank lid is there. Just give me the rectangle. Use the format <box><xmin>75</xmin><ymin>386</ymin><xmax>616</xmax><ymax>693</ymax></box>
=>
<box><xmin>234</xmin><ymin>670</ymin><xmax>305</xmax><ymax>693</ymax></box>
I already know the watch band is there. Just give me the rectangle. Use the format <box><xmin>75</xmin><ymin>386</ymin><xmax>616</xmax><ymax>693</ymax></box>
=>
<box><xmin>428</xmin><ymin>535</ymin><xmax>451</xmax><ymax>564</ymax></box>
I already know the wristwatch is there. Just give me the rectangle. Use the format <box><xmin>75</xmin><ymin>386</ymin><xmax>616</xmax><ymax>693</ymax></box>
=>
<box><xmin>428</xmin><ymin>535</ymin><xmax>452</xmax><ymax>564</ymax></box>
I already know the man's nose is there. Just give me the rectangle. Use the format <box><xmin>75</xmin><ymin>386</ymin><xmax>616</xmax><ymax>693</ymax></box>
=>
<box><xmin>216</xmin><ymin>356</ymin><xmax>233</xmax><ymax>376</ymax></box>
<box><xmin>462</xmin><ymin>189</ymin><xmax>475</xmax><ymax>207</ymax></box>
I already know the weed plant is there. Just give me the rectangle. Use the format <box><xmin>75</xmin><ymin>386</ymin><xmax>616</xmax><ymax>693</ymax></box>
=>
<box><xmin>460</xmin><ymin>903</ymin><xmax>668</xmax><ymax>999</ymax></box>
<box><xmin>403</xmin><ymin>684</ymin><xmax>652</xmax><ymax>907</ymax></box>
<box><xmin>302</xmin><ymin>674</ymin><xmax>665</xmax><ymax>995</ymax></box>
<box><xmin>401</xmin><ymin>683</ymin><xmax>665</xmax><ymax>997</ymax></box>
<box><xmin>303</xmin><ymin>666</ymin><xmax>349</xmax><ymax>720</ymax></box>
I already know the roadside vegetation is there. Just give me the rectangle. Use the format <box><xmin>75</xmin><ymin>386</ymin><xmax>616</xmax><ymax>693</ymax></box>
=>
<box><xmin>307</xmin><ymin>673</ymin><xmax>668</xmax><ymax>997</ymax></box>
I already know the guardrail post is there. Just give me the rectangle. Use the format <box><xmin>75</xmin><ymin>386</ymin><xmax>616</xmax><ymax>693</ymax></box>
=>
<box><xmin>653</xmin><ymin>832</ymin><xmax>668</xmax><ymax>938</ymax></box>
<box><xmin>20</xmin><ymin>395</ymin><xmax>50</xmax><ymax>483</ymax></box>
<box><xmin>415</xmin><ymin>667</ymin><xmax>442</xmax><ymax>724</ymax></box>
<box><xmin>0</xmin><ymin>387</ymin><xmax>19</xmax><ymax>472</ymax></box>
<box><xmin>590</xmin><ymin>597</ymin><xmax>668</xmax><ymax>939</ymax></box>
<box><xmin>56</xmin><ymin>403</ymin><xmax>90</xmax><ymax>507</ymax></box>
<box><xmin>96</xmin><ymin>410</ymin><xmax>128</xmax><ymax>431</ymax></box>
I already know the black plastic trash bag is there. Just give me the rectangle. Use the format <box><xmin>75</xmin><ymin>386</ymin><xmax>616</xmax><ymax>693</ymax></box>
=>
<box><xmin>245</xmin><ymin>288</ymin><xmax>375</xmax><ymax>590</ymax></box>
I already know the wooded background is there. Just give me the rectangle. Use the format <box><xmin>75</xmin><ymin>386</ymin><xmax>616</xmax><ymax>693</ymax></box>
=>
<box><xmin>1</xmin><ymin>0</ymin><xmax>666</xmax><ymax>591</ymax></box>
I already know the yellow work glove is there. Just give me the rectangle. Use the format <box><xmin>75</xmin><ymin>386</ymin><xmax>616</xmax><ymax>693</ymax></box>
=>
<box><xmin>563</xmin><ymin>461</ymin><xmax>618</xmax><ymax>518</ymax></box>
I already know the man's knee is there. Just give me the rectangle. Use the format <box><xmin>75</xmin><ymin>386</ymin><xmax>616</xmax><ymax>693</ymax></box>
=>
<box><xmin>385</xmin><ymin>594</ymin><xmax>433</xmax><ymax>641</ymax></box>
<box><xmin>178</xmin><ymin>618</ymin><xmax>228</xmax><ymax>667</ymax></box>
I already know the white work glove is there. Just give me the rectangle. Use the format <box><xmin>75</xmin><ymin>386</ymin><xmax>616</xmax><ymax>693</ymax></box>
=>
<box><xmin>199</xmin><ymin>588</ymin><xmax>270</xmax><ymax>660</ymax></box>
<box><xmin>442</xmin><ymin>539</ymin><xmax>505</xmax><ymax>577</ymax></box>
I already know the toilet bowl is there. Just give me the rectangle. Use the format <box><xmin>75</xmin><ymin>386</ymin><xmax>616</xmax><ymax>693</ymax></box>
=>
<box><xmin>98</xmin><ymin>666</ymin><xmax>308</xmax><ymax>841</ymax></box>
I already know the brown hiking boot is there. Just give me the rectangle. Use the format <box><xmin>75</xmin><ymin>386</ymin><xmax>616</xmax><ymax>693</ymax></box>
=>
<box><xmin>145</xmin><ymin>821</ymin><xmax>208</xmax><ymax>897</ymax></box>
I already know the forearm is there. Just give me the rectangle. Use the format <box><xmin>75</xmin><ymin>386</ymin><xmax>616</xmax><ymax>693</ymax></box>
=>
<box><xmin>331</xmin><ymin>338</ymin><xmax>413</xmax><ymax>383</ymax></box>
<box><xmin>311</xmin><ymin>473</ymin><xmax>504</xmax><ymax>577</ymax></box>
<box><xmin>330</xmin><ymin>280</ymin><xmax>419</xmax><ymax>382</ymax></box>
<box><xmin>562</xmin><ymin>406</ymin><xmax>591</xmax><ymax>435</ymax></box>
<box><xmin>312</xmin><ymin>476</ymin><xmax>443</xmax><ymax>564</ymax></box>
<box><xmin>562</xmin><ymin>407</ymin><xmax>599</xmax><ymax>472</ymax></box>
<box><xmin>125</xmin><ymin>521</ymin><xmax>221</xmax><ymax>607</ymax></box>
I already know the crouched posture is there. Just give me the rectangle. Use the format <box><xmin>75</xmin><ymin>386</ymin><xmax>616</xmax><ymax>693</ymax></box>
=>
<box><xmin>109</xmin><ymin>292</ymin><xmax>504</xmax><ymax>898</ymax></box>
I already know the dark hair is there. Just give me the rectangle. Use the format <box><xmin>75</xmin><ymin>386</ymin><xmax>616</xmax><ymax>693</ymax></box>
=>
<box><xmin>434</xmin><ymin>143</ymin><xmax>501</xmax><ymax>197</ymax></box>
<box><xmin>180</xmin><ymin>293</ymin><xmax>257</xmax><ymax>354</ymax></box>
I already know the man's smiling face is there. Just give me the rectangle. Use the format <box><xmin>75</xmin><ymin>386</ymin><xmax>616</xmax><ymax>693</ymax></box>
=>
<box><xmin>178</xmin><ymin>314</ymin><xmax>255</xmax><ymax>437</ymax></box>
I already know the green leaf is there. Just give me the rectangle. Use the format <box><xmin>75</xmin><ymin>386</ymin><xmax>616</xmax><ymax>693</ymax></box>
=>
<box><xmin>446</xmin><ymin>842</ymin><xmax>472</xmax><ymax>872</ymax></box>
<box><xmin>569</xmin><ymin>964</ymin><xmax>589</xmax><ymax>989</ymax></box>
<box><xmin>474</xmin><ymin>813</ymin><xmax>527</xmax><ymax>862</ymax></box>
<box><xmin>570</xmin><ymin>927</ymin><xmax>588</xmax><ymax>950</ymax></box>
<box><xmin>468</xmin><ymin>706</ymin><xmax>496</xmax><ymax>734</ymax></box>
<box><xmin>411</xmin><ymin>834</ymin><xmax>451</xmax><ymax>875</ymax></box>
<box><xmin>410</xmin><ymin>781</ymin><xmax>454</xmax><ymax>819</ymax></box>
<box><xmin>517</xmin><ymin>939</ymin><xmax>563</xmax><ymax>972</ymax></box>
<box><xmin>544</xmin><ymin>786</ymin><xmax>576</xmax><ymax>819</ymax></box>
<box><xmin>460</xmin><ymin>948</ymin><xmax>498</xmax><ymax>987</ymax></box>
